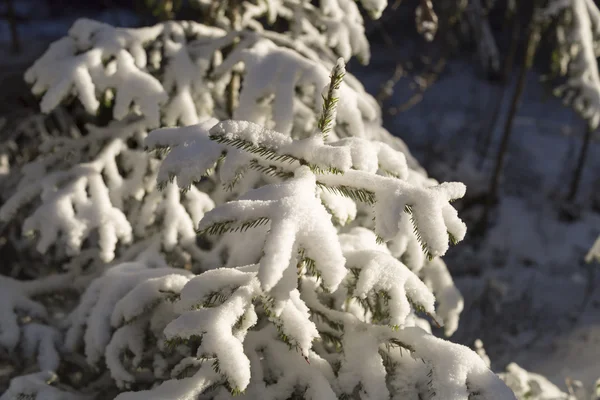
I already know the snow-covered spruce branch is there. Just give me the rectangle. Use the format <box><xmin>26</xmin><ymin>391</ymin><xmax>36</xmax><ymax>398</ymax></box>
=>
<box><xmin>543</xmin><ymin>0</ymin><xmax>600</xmax><ymax>128</ymax></box>
<box><xmin>0</xmin><ymin>117</ymin><xmax>215</xmax><ymax>264</ymax></box>
<box><xmin>1</xmin><ymin>371</ymin><xmax>85</xmax><ymax>400</ymax></box>
<box><xmin>23</xmin><ymin>18</ymin><xmax>389</xmax><ymax>142</ymax></box>
<box><xmin>0</xmin><ymin>7</ymin><xmax>516</xmax><ymax>399</ymax></box>
<box><xmin>148</xmin><ymin>117</ymin><xmax>466</xmax><ymax>260</ymax></box>
<box><xmin>1</xmin><ymin>17</ymin><xmax>413</xmax><ymax>264</ymax></box>
<box><xmin>0</xmin><ymin>271</ymin><xmax>76</xmax><ymax>374</ymax></box>
<box><xmin>499</xmin><ymin>362</ymin><xmax>600</xmax><ymax>400</ymax></box>
<box><xmin>195</xmin><ymin>0</ymin><xmax>387</xmax><ymax>63</ymax></box>
<box><xmin>90</xmin><ymin>62</ymin><xmax>517</xmax><ymax>399</ymax></box>
<box><xmin>1</xmin><ymin>61</ymin><xmax>511</xmax><ymax>399</ymax></box>
<box><xmin>53</xmin><ymin>228</ymin><xmax>510</xmax><ymax>399</ymax></box>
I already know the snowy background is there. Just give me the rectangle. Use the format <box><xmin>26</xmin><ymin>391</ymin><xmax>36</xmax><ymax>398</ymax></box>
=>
<box><xmin>1</xmin><ymin>0</ymin><xmax>599</xmax><ymax>393</ymax></box>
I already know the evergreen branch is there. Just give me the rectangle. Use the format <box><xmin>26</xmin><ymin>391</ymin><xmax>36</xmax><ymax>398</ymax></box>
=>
<box><xmin>157</xmin><ymin>172</ymin><xmax>177</xmax><ymax>191</ymax></box>
<box><xmin>388</xmin><ymin>338</ymin><xmax>415</xmax><ymax>354</ymax></box>
<box><xmin>300</xmin><ymin>255</ymin><xmax>321</xmax><ymax>280</ymax></box>
<box><xmin>310</xmin><ymin>309</ymin><xmax>345</xmax><ymax>331</ymax></box>
<box><xmin>192</xmin><ymin>288</ymin><xmax>238</xmax><ymax>309</ymax></box>
<box><xmin>209</xmin><ymin>135</ymin><xmax>299</xmax><ymax>164</ymax></box>
<box><xmin>197</xmin><ymin>358</ymin><xmax>245</xmax><ymax>396</ymax></box>
<box><xmin>332</xmin><ymin>360</ymin><xmax>343</xmax><ymax>377</ymax></box>
<box><xmin>298</xmin><ymin>250</ymin><xmax>332</xmax><ymax>293</ymax></box>
<box><xmin>448</xmin><ymin>232</ymin><xmax>458</xmax><ymax>246</ymax></box>
<box><xmin>148</xmin><ymin>145</ymin><xmax>171</xmax><ymax>158</ymax></box>
<box><xmin>404</xmin><ymin>205</ymin><xmax>433</xmax><ymax>261</ymax></box>
<box><xmin>376</xmin><ymin>290</ymin><xmax>392</xmax><ymax>322</ymax></box>
<box><xmin>223</xmin><ymin>167</ymin><xmax>247</xmax><ymax>191</ymax></box>
<box><xmin>318</xmin><ymin>331</ymin><xmax>343</xmax><ymax>350</ymax></box>
<box><xmin>211</xmin><ymin>358</ymin><xmax>221</xmax><ymax>375</ymax></box>
<box><xmin>408</xmin><ymin>297</ymin><xmax>441</xmax><ymax>328</ymax></box>
<box><xmin>426</xmin><ymin>366</ymin><xmax>437</xmax><ymax>399</ymax></box>
<box><xmin>197</xmin><ymin>217</ymin><xmax>270</xmax><ymax>236</ymax></box>
<box><xmin>317</xmin><ymin>59</ymin><xmax>346</xmax><ymax>140</ymax></box>
<box><xmin>122</xmin><ymin>291</ymin><xmax>180</xmax><ymax>325</ymax></box>
<box><xmin>164</xmin><ymin>334</ymin><xmax>204</xmax><ymax>350</ymax></box>
<box><xmin>380</xmin><ymin>345</ymin><xmax>400</xmax><ymax>372</ymax></box>
<box><xmin>174</xmin><ymin>363</ymin><xmax>201</xmax><ymax>379</ymax></box>
<box><xmin>380</xmin><ymin>167</ymin><xmax>401</xmax><ymax>179</ymax></box>
<box><xmin>248</xmin><ymin>159</ymin><xmax>294</xmax><ymax>179</ymax></box>
<box><xmin>316</xmin><ymin>182</ymin><xmax>376</xmax><ymax>204</ymax></box>
<box><xmin>352</xmin><ymin>296</ymin><xmax>371</xmax><ymax>317</ymax></box>
<box><xmin>158</xmin><ymin>289</ymin><xmax>181</xmax><ymax>302</ymax></box>
<box><xmin>309</xmin><ymin>165</ymin><xmax>344</xmax><ymax>175</ymax></box>
<box><xmin>210</xmin><ymin>135</ymin><xmax>344</xmax><ymax>177</ymax></box>
<box><xmin>233</xmin><ymin>312</ymin><xmax>247</xmax><ymax>331</ymax></box>
<box><xmin>262</xmin><ymin>296</ymin><xmax>302</xmax><ymax>353</ymax></box>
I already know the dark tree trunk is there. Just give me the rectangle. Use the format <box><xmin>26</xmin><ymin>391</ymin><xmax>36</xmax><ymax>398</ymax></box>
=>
<box><xmin>477</xmin><ymin>14</ymin><xmax>520</xmax><ymax>168</ymax></box>
<box><xmin>478</xmin><ymin>9</ymin><xmax>540</xmax><ymax>233</ymax></box>
<box><xmin>5</xmin><ymin>0</ymin><xmax>20</xmax><ymax>54</ymax></box>
<box><xmin>567</xmin><ymin>125</ymin><xmax>594</xmax><ymax>202</ymax></box>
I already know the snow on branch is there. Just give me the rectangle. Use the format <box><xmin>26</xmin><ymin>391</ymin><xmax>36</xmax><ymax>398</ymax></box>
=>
<box><xmin>64</xmin><ymin>262</ymin><xmax>193</xmax><ymax>388</ymax></box>
<box><xmin>421</xmin><ymin>258</ymin><xmax>464</xmax><ymax>336</ymax></box>
<box><xmin>0</xmin><ymin>271</ymin><xmax>76</xmax><ymax>378</ymax></box>
<box><xmin>0</xmin><ymin>371</ymin><xmax>82</xmax><ymax>400</ymax></box>
<box><xmin>0</xmin><ymin>117</ymin><xmax>215</xmax><ymax>264</ymax></box>
<box><xmin>73</xmin><ymin>61</ymin><xmax>515</xmax><ymax>400</ymax></box>
<box><xmin>25</xmin><ymin>19</ymin><xmax>226</xmax><ymax>127</ymax></box>
<box><xmin>25</xmin><ymin>18</ymin><xmax>386</xmax><ymax>142</ymax></box>
<box><xmin>1</xmin><ymin>10</ymin><xmax>516</xmax><ymax>400</ymax></box>
<box><xmin>7</xmin><ymin>19</ymin><xmax>399</xmax><ymax>265</ymax></box>
<box><xmin>62</xmin><ymin>232</ymin><xmax>507</xmax><ymax>399</ymax></box>
<box><xmin>499</xmin><ymin>362</ymin><xmax>582</xmax><ymax>400</ymax></box>
<box><xmin>585</xmin><ymin>236</ymin><xmax>600</xmax><ymax>263</ymax></box>
<box><xmin>210</xmin><ymin>0</ymin><xmax>387</xmax><ymax>63</ymax></box>
<box><xmin>149</xmin><ymin>117</ymin><xmax>466</xmax><ymax>260</ymax></box>
<box><xmin>544</xmin><ymin>0</ymin><xmax>600</xmax><ymax>128</ymax></box>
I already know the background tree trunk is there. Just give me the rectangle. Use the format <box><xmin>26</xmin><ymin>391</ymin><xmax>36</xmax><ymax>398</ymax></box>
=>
<box><xmin>478</xmin><ymin>8</ymin><xmax>540</xmax><ymax>233</ymax></box>
<box><xmin>567</xmin><ymin>125</ymin><xmax>594</xmax><ymax>202</ymax></box>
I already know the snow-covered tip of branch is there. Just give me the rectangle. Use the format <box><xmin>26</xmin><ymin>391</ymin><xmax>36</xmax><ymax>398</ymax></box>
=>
<box><xmin>499</xmin><ymin>362</ymin><xmax>574</xmax><ymax>400</ymax></box>
<box><xmin>165</xmin><ymin>267</ymin><xmax>261</xmax><ymax>393</ymax></box>
<box><xmin>197</xmin><ymin>166</ymin><xmax>347</xmax><ymax>294</ymax></box>
<box><xmin>0</xmin><ymin>276</ymin><xmax>47</xmax><ymax>351</ymax></box>
<box><xmin>344</xmin><ymin>249</ymin><xmax>438</xmax><ymax>328</ymax></box>
<box><xmin>114</xmin><ymin>364</ymin><xmax>220</xmax><ymax>400</ymax></box>
<box><xmin>416</xmin><ymin>0</ymin><xmax>439</xmax><ymax>42</ymax></box>
<box><xmin>585</xmin><ymin>235</ymin><xmax>600</xmax><ymax>263</ymax></box>
<box><xmin>0</xmin><ymin>371</ymin><xmax>83</xmax><ymax>400</ymax></box>
<box><xmin>0</xmin><ymin>272</ymin><xmax>74</xmax><ymax>353</ymax></box>
<box><xmin>25</xmin><ymin>22</ymin><xmax>168</xmax><ymax>127</ymax></box>
<box><xmin>1</xmin><ymin>141</ymin><xmax>134</xmax><ymax>263</ymax></box>
<box><xmin>221</xmin><ymin>38</ymin><xmax>378</xmax><ymax>138</ymax></box>
<box><xmin>358</xmin><ymin>0</ymin><xmax>389</xmax><ymax>19</ymax></box>
<box><xmin>299</xmin><ymin>278</ymin><xmax>514</xmax><ymax>400</ymax></box>
<box><xmin>24</xmin><ymin>19</ymin><xmax>226</xmax><ymax>127</ymax></box>
<box><xmin>145</xmin><ymin>118</ymin><xmax>223</xmax><ymax>190</ymax></box>
<box><xmin>65</xmin><ymin>262</ymin><xmax>192</xmax><ymax>369</ymax></box>
<box><xmin>388</xmin><ymin>327</ymin><xmax>517</xmax><ymax>400</ymax></box>
<box><xmin>421</xmin><ymin>258</ymin><xmax>464</xmax><ymax>336</ymax></box>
